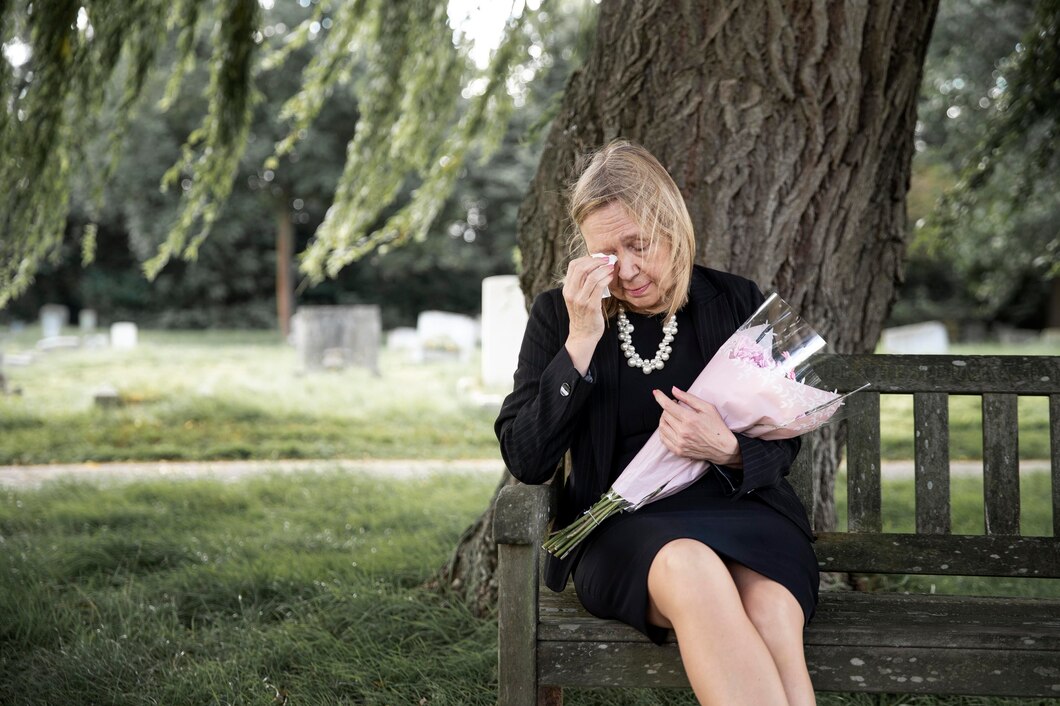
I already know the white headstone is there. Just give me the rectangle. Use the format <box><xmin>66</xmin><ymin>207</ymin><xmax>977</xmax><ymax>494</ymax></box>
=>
<box><xmin>417</xmin><ymin>311</ymin><xmax>477</xmax><ymax>363</ymax></box>
<box><xmin>294</xmin><ymin>305</ymin><xmax>381</xmax><ymax>373</ymax></box>
<box><xmin>110</xmin><ymin>322</ymin><xmax>139</xmax><ymax>350</ymax></box>
<box><xmin>880</xmin><ymin>321</ymin><xmax>949</xmax><ymax>354</ymax></box>
<box><xmin>79</xmin><ymin>309</ymin><xmax>98</xmax><ymax>333</ymax></box>
<box><xmin>386</xmin><ymin>327</ymin><xmax>422</xmax><ymax>362</ymax></box>
<box><xmin>481</xmin><ymin>275</ymin><xmax>528</xmax><ymax>388</ymax></box>
<box><xmin>40</xmin><ymin>304</ymin><xmax>69</xmax><ymax>339</ymax></box>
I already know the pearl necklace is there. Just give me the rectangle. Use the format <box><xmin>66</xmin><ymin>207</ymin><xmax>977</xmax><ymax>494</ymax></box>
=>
<box><xmin>617</xmin><ymin>305</ymin><xmax>677</xmax><ymax>374</ymax></box>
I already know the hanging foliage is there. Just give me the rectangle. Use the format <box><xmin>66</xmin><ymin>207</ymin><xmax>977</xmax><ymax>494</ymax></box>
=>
<box><xmin>0</xmin><ymin>0</ymin><xmax>543</xmax><ymax>307</ymax></box>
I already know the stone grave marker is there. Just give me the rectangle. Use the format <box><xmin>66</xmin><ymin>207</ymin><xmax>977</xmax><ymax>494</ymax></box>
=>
<box><xmin>40</xmin><ymin>304</ymin><xmax>69</xmax><ymax>339</ymax></box>
<box><xmin>417</xmin><ymin>311</ymin><xmax>477</xmax><ymax>363</ymax></box>
<box><xmin>93</xmin><ymin>384</ymin><xmax>122</xmax><ymax>408</ymax></box>
<box><xmin>79</xmin><ymin>309</ymin><xmax>98</xmax><ymax>333</ymax></box>
<box><xmin>294</xmin><ymin>305</ymin><xmax>381</xmax><ymax>373</ymax></box>
<box><xmin>880</xmin><ymin>321</ymin><xmax>948</xmax><ymax>354</ymax></box>
<box><xmin>481</xmin><ymin>275</ymin><xmax>528</xmax><ymax>388</ymax></box>
<box><xmin>36</xmin><ymin>336</ymin><xmax>80</xmax><ymax>351</ymax></box>
<box><xmin>386</xmin><ymin>327</ymin><xmax>422</xmax><ymax>362</ymax></box>
<box><xmin>111</xmin><ymin>322</ymin><xmax>139</xmax><ymax>350</ymax></box>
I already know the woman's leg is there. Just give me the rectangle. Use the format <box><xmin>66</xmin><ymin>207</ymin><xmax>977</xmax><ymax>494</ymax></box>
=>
<box><xmin>726</xmin><ymin>562</ymin><xmax>816</xmax><ymax>706</ymax></box>
<box><xmin>646</xmin><ymin>539</ymin><xmax>789</xmax><ymax>706</ymax></box>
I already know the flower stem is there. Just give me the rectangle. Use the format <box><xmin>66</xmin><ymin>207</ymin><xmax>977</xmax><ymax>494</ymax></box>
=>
<box><xmin>542</xmin><ymin>490</ymin><xmax>630</xmax><ymax>559</ymax></box>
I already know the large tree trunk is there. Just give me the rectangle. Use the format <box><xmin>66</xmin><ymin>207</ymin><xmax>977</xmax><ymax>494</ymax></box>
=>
<box><xmin>435</xmin><ymin>0</ymin><xmax>939</xmax><ymax>616</ymax></box>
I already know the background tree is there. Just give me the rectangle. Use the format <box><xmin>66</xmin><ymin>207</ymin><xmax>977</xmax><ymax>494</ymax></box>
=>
<box><xmin>0</xmin><ymin>0</ymin><xmax>539</xmax><ymax>310</ymax></box>
<box><xmin>0</xmin><ymin>1</ymin><xmax>584</xmax><ymax>330</ymax></box>
<box><xmin>896</xmin><ymin>0</ymin><xmax>1060</xmax><ymax>332</ymax></box>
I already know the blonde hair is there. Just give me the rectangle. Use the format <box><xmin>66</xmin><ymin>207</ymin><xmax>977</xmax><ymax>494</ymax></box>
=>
<box><xmin>567</xmin><ymin>139</ymin><xmax>695</xmax><ymax>321</ymax></box>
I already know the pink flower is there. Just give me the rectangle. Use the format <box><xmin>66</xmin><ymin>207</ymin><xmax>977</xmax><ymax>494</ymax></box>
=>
<box><xmin>729</xmin><ymin>336</ymin><xmax>775</xmax><ymax>368</ymax></box>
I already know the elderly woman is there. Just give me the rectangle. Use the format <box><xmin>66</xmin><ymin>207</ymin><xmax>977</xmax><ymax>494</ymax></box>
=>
<box><xmin>495</xmin><ymin>140</ymin><xmax>819</xmax><ymax>705</ymax></box>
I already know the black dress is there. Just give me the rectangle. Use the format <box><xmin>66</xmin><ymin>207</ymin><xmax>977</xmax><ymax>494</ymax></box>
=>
<box><xmin>571</xmin><ymin>307</ymin><xmax>820</xmax><ymax>645</ymax></box>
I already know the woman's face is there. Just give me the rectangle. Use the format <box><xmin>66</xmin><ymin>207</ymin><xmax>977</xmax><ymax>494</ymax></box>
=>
<box><xmin>580</xmin><ymin>201</ymin><xmax>673</xmax><ymax>314</ymax></box>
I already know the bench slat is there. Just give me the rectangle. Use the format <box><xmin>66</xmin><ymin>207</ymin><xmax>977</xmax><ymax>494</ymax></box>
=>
<box><xmin>1051</xmin><ymin>394</ymin><xmax>1060</xmax><ymax>538</ymax></box>
<box><xmin>982</xmin><ymin>393</ymin><xmax>1020</xmax><ymax>536</ymax></box>
<box><xmin>813</xmin><ymin>532</ymin><xmax>1059</xmax><ymax>577</ymax></box>
<box><xmin>539</xmin><ymin>643</ymin><xmax>1060</xmax><ymax>696</ymax></box>
<box><xmin>805</xmin><ymin>646</ymin><xmax>1060</xmax><ymax>697</ymax></box>
<box><xmin>539</xmin><ymin>591</ymin><xmax>1060</xmax><ymax>651</ymax></box>
<box><xmin>914</xmin><ymin>392</ymin><xmax>950</xmax><ymax>534</ymax></box>
<box><xmin>847</xmin><ymin>390</ymin><xmax>882</xmax><ymax>532</ymax></box>
<box><xmin>815</xmin><ymin>355</ymin><xmax>1060</xmax><ymax>394</ymax></box>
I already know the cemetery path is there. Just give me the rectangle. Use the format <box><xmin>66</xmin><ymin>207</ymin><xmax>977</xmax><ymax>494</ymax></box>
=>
<box><xmin>0</xmin><ymin>458</ymin><xmax>1051</xmax><ymax>490</ymax></box>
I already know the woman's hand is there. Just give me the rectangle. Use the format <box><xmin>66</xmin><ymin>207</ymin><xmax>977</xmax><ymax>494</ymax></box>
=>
<box><xmin>563</xmin><ymin>254</ymin><xmax>615</xmax><ymax>374</ymax></box>
<box><xmin>652</xmin><ymin>386</ymin><xmax>742</xmax><ymax>467</ymax></box>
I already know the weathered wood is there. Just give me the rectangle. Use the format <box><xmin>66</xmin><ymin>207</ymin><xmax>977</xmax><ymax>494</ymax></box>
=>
<box><xmin>812</xmin><ymin>532</ymin><xmax>1060</xmax><ymax>577</ymax></box>
<box><xmin>539</xmin><ymin>640</ymin><xmax>1060</xmax><ymax>696</ymax></box>
<box><xmin>1051</xmin><ymin>394</ymin><xmax>1060</xmax><ymax>538</ymax></box>
<box><xmin>982</xmin><ymin>393</ymin><xmax>1020</xmax><ymax>536</ymax></box>
<box><xmin>537</xmin><ymin>686</ymin><xmax>562</xmax><ymax>706</ymax></box>
<box><xmin>914</xmin><ymin>392</ymin><xmax>950</xmax><ymax>534</ymax></box>
<box><xmin>846</xmin><ymin>390</ymin><xmax>881</xmax><ymax>532</ymax></box>
<box><xmin>497</xmin><ymin>544</ymin><xmax>541</xmax><ymax>706</ymax></box>
<box><xmin>815</xmin><ymin>355</ymin><xmax>1060</xmax><ymax>394</ymax></box>
<box><xmin>540</xmin><ymin>588</ymin><xmax>1060</xmax><ymax>649</ymax></box>
<box><xmin>495</xmin><ymin>483</ymin><xmax>554</xmax><ymax>545</ymax></box>
<box><xmin>804</xmin><ymin>646</ymin><xmax>1060</xmax><ymax>697</ymax></box>
<box><xmin>496</xmin><ymin>484</ymin><xmax>556</xmax><ymax>706</ymax></box>
<box><xmin>539</xmin><ymin>641</ymin><xmax>686</xmax><ymax>688</ymax></box>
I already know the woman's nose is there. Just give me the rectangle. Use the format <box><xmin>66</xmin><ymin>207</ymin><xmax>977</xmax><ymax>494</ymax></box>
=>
<box><xmin>617</xmin><ymin>256</ymin><xmax>638</xmax><ymax>280</ymax></box>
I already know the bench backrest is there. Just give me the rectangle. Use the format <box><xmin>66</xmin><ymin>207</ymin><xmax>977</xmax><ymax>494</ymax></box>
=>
<box><xmin>790</xmin><ymin>354</ymin><xmax>1060</xmax><ymax>580</ymax></box>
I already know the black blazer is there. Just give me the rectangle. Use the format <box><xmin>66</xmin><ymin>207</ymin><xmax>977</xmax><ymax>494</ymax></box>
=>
<box><xmin>495</xmin><ymin>265</ymin><xmax>816</xmax><ymax>592</ymax></box>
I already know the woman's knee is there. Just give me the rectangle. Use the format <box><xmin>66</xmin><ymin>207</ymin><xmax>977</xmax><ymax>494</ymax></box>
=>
<box><xmin>647</xmin><ymin>539</ymin><xmax>734</xmax><ymax>607</ymax></box>
<box><xmin>741</xmin><ymin>583</ymin><xmax>805</xmax><ymax>645</ymax></box>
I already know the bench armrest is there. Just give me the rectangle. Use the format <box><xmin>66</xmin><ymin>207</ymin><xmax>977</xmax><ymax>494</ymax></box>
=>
<box><xmin>494</xmin><ymin>482</ymin><xmax>556</xmax><ymax>545</ymax></box>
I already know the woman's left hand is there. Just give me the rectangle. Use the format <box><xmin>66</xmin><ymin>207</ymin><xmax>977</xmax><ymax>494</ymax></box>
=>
<box><xmin>652</xmin><ymin>387</ymin><xmax>742</xmax><ymax>467</ymax></box>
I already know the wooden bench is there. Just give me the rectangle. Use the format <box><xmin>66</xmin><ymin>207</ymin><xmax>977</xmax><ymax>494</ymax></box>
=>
<box><xmin>494</xmin><ymin>354</ymin><xmax>1060</xmax><ymax>704</ymax></box>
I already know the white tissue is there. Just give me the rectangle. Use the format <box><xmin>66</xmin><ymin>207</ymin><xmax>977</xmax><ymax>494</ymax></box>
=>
<box><xmin>591</xmin><ymin>253</ymin><xmax>617</xmax><ymax>298</ymax></box>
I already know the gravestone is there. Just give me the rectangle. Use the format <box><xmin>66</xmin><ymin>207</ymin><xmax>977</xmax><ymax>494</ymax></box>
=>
<box><xmin>996</xmin><ymin>324</ymin><xmax>1040</xmax><ymax>346</ymax></box>
<box><xmin>880</xmin><ymin>321</ymin><xmax>948</xmax><ymax>354</ymax></box>
<box><xmin>417</xmin><ymin>311</ymin><xmax>477</xmax><ymax>363</ymax></box>
<box><xmin>294</xmin><ymin>305</ymin><xmax>381</xmax><ymax>373</ymax></box>
<box><xmin>93</xmin><ymin>384</ymin><xmax>121</xmax><ymax>408</ymax></box>
<box><xmin>386</xmin><ymin>327</ymin><xmax>422</xmax><ymax>362</ymax></box>
<box><xmin>481</xmin><ymin>275</ymin><xmax>528</xmax><ymax>388</ymax></box>
<box><xmin>79</xmin><ymin>309</ymin><xmax>98</xmax><ymax>333</ymax></box>
<box><xmin>40</xmin><ymin>304</ymin><xmax>69</xmax><ymax>338</ymax></box>
<box><xmin>36</xmin><ymin>336</ymin><xmax>80</xmax><ymax>351</ymax></box>
<box><xmin>110</xmin><ymin>322</ymin><xmax>139</xmax><ymax>350</ymax></box>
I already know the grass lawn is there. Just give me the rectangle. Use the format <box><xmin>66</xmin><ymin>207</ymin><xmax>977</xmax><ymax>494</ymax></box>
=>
<box><xmin>1</xmin><ymin>470</ymin><xmax>1056</xmax><ymax>705</ymax></box>
<box><xmin>0</xmin><ymin>329</ymin><xmax>500</xmax><ymax>464</ymax></box>
<box><xmin>1</xmin><ymin>329</ymin><xmax>1056</xmax><ymax>465</ymax></box>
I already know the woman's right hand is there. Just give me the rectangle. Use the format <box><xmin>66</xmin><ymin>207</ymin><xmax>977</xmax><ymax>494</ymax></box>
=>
<box><xmin>562</xmin><ymin>254</ymin><xmax>615</xmax><ymax>374</ymax></box>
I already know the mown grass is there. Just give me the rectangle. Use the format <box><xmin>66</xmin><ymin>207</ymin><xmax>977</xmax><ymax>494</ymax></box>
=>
<box><xmin>2</xmin><ymin>470</ymin><xmax>1057</xmax><ymax>705</ymax></box>
<box><xmin>0</xmin><ymin>329</ymin><xmax>499</xmax><ymax>464</ymax></box>
<box><xmin>1</xmin><ymin>471</ymin><xmax>500</xmax><ymax>705</ymax></box>
<box><xmin>2</xmin><ymin>329</ymin><xmax>1056</xmax><ymax>465</ymax></box>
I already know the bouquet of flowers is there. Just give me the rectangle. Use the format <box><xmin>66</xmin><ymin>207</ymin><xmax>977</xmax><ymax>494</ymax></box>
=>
<box><xmin>542</xmin><ymin>292</ymin><xmax>869</xmax><ymax>559</ymax></box>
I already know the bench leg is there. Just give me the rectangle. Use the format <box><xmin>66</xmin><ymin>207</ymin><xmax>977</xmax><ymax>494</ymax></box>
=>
<box><xmin>538</xmin><ymin>686</ymin><xmax>562</xmax><ymax>705</ymax></box>
<box><xmin>498</xmin><ymin>542</ymin><xmax>541</xmax><ymax>706</ymax></box>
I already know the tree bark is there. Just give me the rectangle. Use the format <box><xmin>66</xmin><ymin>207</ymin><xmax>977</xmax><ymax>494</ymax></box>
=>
<box><xmin>276</xmin><ymin>200</ymin><xmax>295</xmax><ymax>339</ymax></box>
<box><xmin>435</xmin><ymin>0</ymin><xmax>940</xmax><ymax>616</ymax></box>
